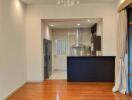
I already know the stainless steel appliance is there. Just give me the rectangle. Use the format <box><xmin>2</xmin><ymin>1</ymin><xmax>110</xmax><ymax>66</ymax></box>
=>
<box><xmin>43</xmin><ymin>39</ymin><xmax>52</xmax><ymax>79</ymax></box>
<box><xmin>71</xmin><ymin>29</ymin><xmax>86</xmax><ymax>56</ymax></box>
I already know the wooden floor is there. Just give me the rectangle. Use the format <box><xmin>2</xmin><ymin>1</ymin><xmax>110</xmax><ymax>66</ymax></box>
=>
<box><xmin>8</xmin><ymin>80</ymin><xmax>132</xmax><ymax>100</ymax></box>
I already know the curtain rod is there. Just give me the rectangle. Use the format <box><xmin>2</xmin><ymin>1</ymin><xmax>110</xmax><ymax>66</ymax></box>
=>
<box><xmin>128</xmin><ymin>3</ymin><xmax>132</xmax><ymax>9</ymax></box>
<box><xmin>118</xmin><ymin>0</ymin><xmax>132</xmax><ymax>12</ymax></box>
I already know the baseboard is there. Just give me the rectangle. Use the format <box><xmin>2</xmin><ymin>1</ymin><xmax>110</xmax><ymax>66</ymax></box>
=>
<box><xmin>54</xmin><ymin>69</ymin><xmax>67</xmax><ymax>71</ymax></box>
<box><xmin>27</xmin><ymin>79</ymin><xmax>44</xmax><ymax>83</ymax></box>
<box><xmin>27</xmin><ymin>81</ymin><xmax>44</xmax><ymax>84</ymax></box>
<box><xmin>4</xmin><ymin>82</ymin><xmax>26</xmax><ymax>100</ymax></box>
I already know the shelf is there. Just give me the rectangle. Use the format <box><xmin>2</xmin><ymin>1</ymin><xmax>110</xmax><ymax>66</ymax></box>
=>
<box><xmin>129</xmin><ymin>22</ymin><xmax>132</xmax><ymax>26</ymax></box>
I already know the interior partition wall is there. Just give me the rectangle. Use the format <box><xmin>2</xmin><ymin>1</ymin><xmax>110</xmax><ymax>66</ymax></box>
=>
<box><xmin>128</xmin><ymin>7</ymin><xmax>132</xmax><ymax>93</ymax></box>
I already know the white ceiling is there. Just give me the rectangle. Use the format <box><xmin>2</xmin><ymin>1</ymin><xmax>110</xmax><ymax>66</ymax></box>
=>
<box><xmin>22</xmin><ymin>0</ymin><xmax>115</xmax><ymax>5</ymax></box>
<box><xmin>43</xmin><ymin>18</ymin><xmax>102</xmax><ymax>29</ymax></box>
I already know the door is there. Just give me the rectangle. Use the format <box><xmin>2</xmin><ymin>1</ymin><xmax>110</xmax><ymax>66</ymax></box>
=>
<box><xmin>53</xmin><ymin>35</ymin><xmax>68</xmax><ymax>70</ymax></box>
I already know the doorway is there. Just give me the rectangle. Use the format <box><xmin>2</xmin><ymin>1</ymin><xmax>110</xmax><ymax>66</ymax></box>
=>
<box><xmin>42</xmin><ymin>18</ymin><xmax>103</xmax><ymax>80</ymax></box>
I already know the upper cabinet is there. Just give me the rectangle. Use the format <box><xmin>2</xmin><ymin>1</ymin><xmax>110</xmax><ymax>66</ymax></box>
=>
<box><xmin>92</xmin><ymin>35</ymin><xmax>101</xmax><ymax>51</ymax></box>
<box><xmin>90</xmin><ymin>21</ymin><xmax>102</xmax><ymax>55</ymax></box>
<box><xmin>91</xmin><ymin>23</ymin><xmax>97</xmax><ymax>34</ymax></box>
<box><xmin>91</xmin><ymin>21</ymin><xmax>102</xmax><ymax>36</ymax></box>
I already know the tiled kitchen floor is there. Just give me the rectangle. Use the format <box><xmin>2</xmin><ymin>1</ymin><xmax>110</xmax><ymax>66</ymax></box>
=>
<box><xmin>49</xmin><ymin>70</ymin><xmax>67</xmax><ymax>80</ymax></box>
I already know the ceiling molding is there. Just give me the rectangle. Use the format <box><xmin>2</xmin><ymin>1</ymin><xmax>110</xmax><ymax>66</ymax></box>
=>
<box><xmin>42</xmin><ymin>18</ymin><xmax>102</xmax><ymax>29</ymax></box>
<box><xmin>21</xmin><ymin>0</ymin><xmax>115</xmax><ymax>5</ymax></box>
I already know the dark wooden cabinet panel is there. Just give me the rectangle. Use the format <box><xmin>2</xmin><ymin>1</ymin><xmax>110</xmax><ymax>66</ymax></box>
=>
<box><xmin>93</xmin><ymin>35</ymin><xmax>101</xmax><ymax>51</ymax></box>
<box><xmin>67</xmin><ymin>56</ymin><xmax>115</xmax><ymax>82</ymax></box>
<box><xmin>91</xmin><ymin>23</ymin><xmax>97</xmax><ymax>34</ymax></box>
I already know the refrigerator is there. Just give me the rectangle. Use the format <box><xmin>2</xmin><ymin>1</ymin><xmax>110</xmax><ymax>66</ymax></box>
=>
<box><xmin>43</xmin><ymin>39</ymin><xmax>52</xmax><ymax>79</ymax></box>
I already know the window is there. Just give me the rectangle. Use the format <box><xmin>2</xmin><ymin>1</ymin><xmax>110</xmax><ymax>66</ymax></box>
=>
<box><xmin>55</xmin><ymin>39</ymin><xmax>68</xmax><ymax>55</ymax></box>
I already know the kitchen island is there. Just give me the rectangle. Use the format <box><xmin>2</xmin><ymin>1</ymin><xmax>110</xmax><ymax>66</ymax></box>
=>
<box><xmin>67</xmin><ymin>56</ymin><xmax>115</xmax><ymax>82</ymax></box>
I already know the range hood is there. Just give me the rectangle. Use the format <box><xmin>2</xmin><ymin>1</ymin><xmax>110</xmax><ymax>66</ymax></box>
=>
<box><xmin>71</xmin><ymin>29</ymin><xmax>86</xmax><ymax>56</ymax></box>
<box><xmin>72</xmin><ymin>29</ymin><xmax>85</xmax><ymax>48</ymax></box>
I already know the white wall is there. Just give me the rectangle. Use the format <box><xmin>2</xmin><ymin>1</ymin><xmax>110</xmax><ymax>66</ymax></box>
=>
<box><xmin>41</xmin><ymin>21</ymin><xmax>52</xmax><ymax>40</ymax></box>
<box><xmin>52</xmin><ymin>28</ymin><xmax>92</xmax><ymax>50</ymax></box>
<box><xmin>26</xmin><ymin>2</ymin><xmax>117</xmax><ymax>82</ymax></box>
<box><xmin>0</xmin><ymin>0</ymin><xmax>26</xmax><ymax>99</ymax></box>
<box><xmin>96</xmin><ymin>20</ymin><xmax>103</xmax><ymax>36</ymax></box>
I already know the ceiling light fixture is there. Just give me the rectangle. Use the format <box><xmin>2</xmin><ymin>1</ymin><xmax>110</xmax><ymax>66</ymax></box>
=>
<box><xmin>57</xmin><ymin>0</ymin><xmax>80</xmax><ymax>7</ymax></box>
<box><xmin>87</xmin><ymin>19</ymin><xmax>90</xmax><ymax>22</ymax></box>
<box><xmin>77</xmin><ymin>24</ymin><xmax>80</xmax><ymax>26</ymax></box>
<box><xmin>50</xmin><ymin>24</ymin><xmax>54</xmax><ymax>27</ymax></box>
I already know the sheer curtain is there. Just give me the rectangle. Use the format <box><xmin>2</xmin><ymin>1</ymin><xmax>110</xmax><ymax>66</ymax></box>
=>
<box><xmin>112</xmin><ymin>9</ymin><xmax>128</xmax><ymax>94</ymax></box>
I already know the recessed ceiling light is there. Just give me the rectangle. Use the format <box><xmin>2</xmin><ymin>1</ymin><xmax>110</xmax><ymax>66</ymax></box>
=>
<box><xmin>77</xmin><ymin>24</ymin><xmax>80</xmax><ymax>26</ymax></box>
<box><xmin>87</xmin><ymin>19</ymin><xmax>90</xmax><ymax>22</ymax></box>
<box><xmin>50</xmin><ymin>24</ymin><xmax>54</xmax><ymax>27</ymax></box>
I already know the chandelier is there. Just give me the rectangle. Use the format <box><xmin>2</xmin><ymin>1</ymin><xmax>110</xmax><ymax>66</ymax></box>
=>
<box><xmin>57</xmin><ymin>0</ymin><xmax>80</xmax><ymax>7</ymax></box>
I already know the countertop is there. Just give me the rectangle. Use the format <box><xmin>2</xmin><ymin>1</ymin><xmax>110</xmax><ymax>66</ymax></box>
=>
<box><xmin>67</xmin><ymin>56</ymin><xmax>116</xmax><ymax>58</ymax></box>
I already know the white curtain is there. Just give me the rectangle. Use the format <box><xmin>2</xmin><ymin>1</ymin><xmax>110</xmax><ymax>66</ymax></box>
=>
<box><xmin>112</xmin><ymin>9</ymin><xmax>128</xmax><ymax>94</ymax></box>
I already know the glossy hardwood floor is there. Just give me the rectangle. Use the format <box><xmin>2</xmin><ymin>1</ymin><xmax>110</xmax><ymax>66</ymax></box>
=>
<box><xmin>8</xmin><ymin>80</ymin><xmax>132</xmax><ymax>100</ymax></box>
